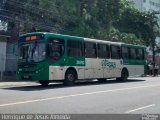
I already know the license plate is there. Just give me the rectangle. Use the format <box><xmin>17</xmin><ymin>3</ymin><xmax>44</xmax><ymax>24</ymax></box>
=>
<box><xmin>23</xmin><ymin>76</ymin><xmax>29</xmax><ymax>79</ymax></box>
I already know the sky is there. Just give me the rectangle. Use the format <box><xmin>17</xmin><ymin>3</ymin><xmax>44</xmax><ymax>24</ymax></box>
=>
<box><xmin>0</xmin><ymin>20</ymin><xmax>7</xmax><ymax>31</ymax></box>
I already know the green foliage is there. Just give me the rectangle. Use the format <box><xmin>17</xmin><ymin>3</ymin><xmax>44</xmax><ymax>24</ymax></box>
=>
<box><xmin>1</xmin><ymin>0</ymin><xmax>159</xmax><ymax>46</ymax></box>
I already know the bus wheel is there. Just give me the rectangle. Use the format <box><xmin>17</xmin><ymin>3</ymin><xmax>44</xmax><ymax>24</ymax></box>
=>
<box><xmin>39</xmin><ymin>80</ymin><xmax>49</xmax><ymax>86</ymax></box>
<box><xmin>64</xmin><ymin>70</ymin><xmax>76</xmax><ymax>86</ymax></box>
<box><xmin>117</xmin><ymin>69</ymin><xmax>128</xmax><ymax>81</ymax></box>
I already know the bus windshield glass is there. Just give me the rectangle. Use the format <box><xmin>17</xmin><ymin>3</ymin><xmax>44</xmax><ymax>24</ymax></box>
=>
<box><xmin>18</xmin><ymin>42</ymin><xmax>46</xmax><ymax>63</ymax></box>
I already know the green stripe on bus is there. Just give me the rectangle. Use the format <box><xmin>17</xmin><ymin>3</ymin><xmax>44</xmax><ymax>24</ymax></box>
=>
<box><xmin>123</xmin><ymin>59</ymin><xmax>146</xmax><ymax>65</ymax></box>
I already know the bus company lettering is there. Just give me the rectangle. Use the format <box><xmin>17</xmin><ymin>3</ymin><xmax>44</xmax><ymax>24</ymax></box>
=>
<box><xmin>76</xmin><ymin>60</ymin><xmax>85</xmax><ymax>65</ymax></box>
<box><xmin>101</xmin><ymin>60</ymin><xmax>116</xmax><ymax>69</ymax></box>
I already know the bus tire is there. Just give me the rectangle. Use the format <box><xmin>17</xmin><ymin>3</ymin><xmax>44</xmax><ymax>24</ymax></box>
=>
<box><xmin>64</xmin><ymin>69</ymin><xmax>76</xmax><ymax>86</ymax></box>
<box><xmin>116</xmin><ymin>69</ymin><xmax>128</xmax><ymax>81</ymax></box>
<box><xmin>39</xmin><ymin>80</ymin><xmax>49</xmax><ymax>86</ymax></box>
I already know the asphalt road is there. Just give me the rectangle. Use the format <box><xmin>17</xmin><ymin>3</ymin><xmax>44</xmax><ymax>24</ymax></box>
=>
<box><xmin>0</xmin><ymin>76</ymin><xmax>160</xmax><ymax>114</ymax></box>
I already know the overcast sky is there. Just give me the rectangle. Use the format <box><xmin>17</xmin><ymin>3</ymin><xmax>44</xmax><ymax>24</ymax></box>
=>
<box><xmin>0</xmin><ymin>20</ymin><xmax>7</xmax><ymax>31</ymax></box>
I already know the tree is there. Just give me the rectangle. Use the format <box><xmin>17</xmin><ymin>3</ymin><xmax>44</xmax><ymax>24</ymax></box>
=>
<box><xmin>147</xmin><ymin>12</ymin><xmax>159</xmax><ymax>76</ymax></box>
<box><xmin>96</xmin><ymin>0</ymin><xmax>121</xmax><ymax>39</ymax></box>
<box><xmin>1</xmin><ymin>0</ymin><xmax>159</xmax><ymax>47</ymax></box>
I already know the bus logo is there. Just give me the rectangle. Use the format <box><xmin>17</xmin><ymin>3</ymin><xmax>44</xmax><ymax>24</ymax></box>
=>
<box><xmin>76</xmin><ymin>60</ymin><xmax>85</xmax><ymax>65</ymax></box>
<box><xmin>101</xmin><ymin>60</ymin><xmax>116</xmax><ymax>70</ymax></box>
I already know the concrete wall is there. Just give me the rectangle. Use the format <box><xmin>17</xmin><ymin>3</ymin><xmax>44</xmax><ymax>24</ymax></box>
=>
<box><xmin>5</xmin><ymin>42</ymin><xmax>18</xmax><ymax>72</ymax></box>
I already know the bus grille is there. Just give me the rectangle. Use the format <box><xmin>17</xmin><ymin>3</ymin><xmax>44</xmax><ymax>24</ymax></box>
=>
<box><xmin>18</xmin><ymin>64</ymin><xmax>36</xmax><ymax>68</ymax></box>
<box><xmin>20</xmin><ymin>71</ymin><xmax>35</xmax><ymax>74</ymax></box>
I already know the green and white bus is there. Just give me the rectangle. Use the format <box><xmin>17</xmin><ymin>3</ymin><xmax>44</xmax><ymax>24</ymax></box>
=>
<box><xmin>17</xmin><ymin>32</ymin><xmax>146</xmax><ymax>86</ymax></box>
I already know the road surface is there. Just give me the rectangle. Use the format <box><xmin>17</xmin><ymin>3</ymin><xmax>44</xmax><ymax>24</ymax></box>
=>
<box><xmin>0</xmin><ymin>76</ymin><xmax>160</xmax><ymax>114</ymax></box>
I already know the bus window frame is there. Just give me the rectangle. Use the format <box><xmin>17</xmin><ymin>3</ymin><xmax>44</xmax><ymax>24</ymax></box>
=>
<box><xmin>85</xmin><ymin>42</ymin><xmax>97</xmax><ymax>58</ymax></box>
<box><xmin>47</xmin><ymin>37</ymin><xmax>65</xmax><ymax>60</ymax></box>
<box><xmin>136</xmin><ymin>48</ymin><xmax>144</xmax><ymax>60</ymax></box>
<box><xmin>110</xmin><ymin>45</ymin><xmax>121</xmax><ymax>59</ymax></box>
<box><xmin>67</xmin><ymin>39</ymin><xmax>84</xmax><ymax>57</ymax></box>
<box><xmin>129</xmin><ymin>47</ymin><xmax>137</xmax><ymax>60</ymax></box>
<box><xmin>97</xmin><ymin>43</ymin><xmax>110</xmax><ymax>59</ymax></box>
<box><xmin>122</xmin><ymin>46</ymin><xmax>130</xmax><ymax>60</ymax></box>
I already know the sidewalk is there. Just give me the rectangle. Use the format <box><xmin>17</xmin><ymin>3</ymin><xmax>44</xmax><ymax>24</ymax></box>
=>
<box><xmin>0</xmin><ymin>80</ymin><xmax>39</xmax><ymax>87</ymax></box>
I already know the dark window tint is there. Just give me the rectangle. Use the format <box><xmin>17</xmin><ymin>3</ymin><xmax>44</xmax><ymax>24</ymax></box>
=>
<box><xmin>122</xmin><ymin>47</ymin><xmax>129</xmax><ymax>59</ymax></box>
<box><xmin>111</xmin><ymin>45</ymin><xmax>121</xmax><ymax>59</ymax></box>
<box><xmin>136</xmin><ymin>49</ymin><xmax>144</xmax><ymax>60</ymax></box>
<box><xmin>85</xmin><ymin>42</ymin><xmax>97</xmax><ymax>58</ymax></box>
<box><xmin>98</xmin><ymin>44</ymin><xmax>110</xmax><ymax>58</ymax></box>
<box><xmin>67</xmin><ymin>40</ymin><xmax>84</xmax><ymax>57</ymax></box>
<box><xmin>48</xmin><ymin>38</ymin><xmax>64</xmax><ymax>60</ymax></box>
<box><xmin>130</xmin><ymin>48</ymin><xmax>136</xmax><ymax>59</ymax></box>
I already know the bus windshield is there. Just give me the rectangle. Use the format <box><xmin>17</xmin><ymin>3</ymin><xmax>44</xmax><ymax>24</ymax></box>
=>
<box><xmin>18</xmin><ymin>42</ymin><xmax>46</xmax><ymax>63</ymax></box>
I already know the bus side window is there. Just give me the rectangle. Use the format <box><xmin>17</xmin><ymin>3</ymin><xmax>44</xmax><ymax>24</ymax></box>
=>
<box><xmin>136</xmin><ymin>48</ymin><xmax>144</xmax><ymax>60</ymax></box>
<box><xmin>98</xmin><ymin>44</ymin><xmax>110</xmax><ymax>59</ymax></box>
<box><xmin>85</xmin><ymin>42</ymin><xmax>97</xmax><ymax>58</ymax></box>
<box><xmin>67</xmin><ymin>39</ymin><xmax>84</xmax><ymax>57</ymax></box>
<box><xmin>111</xmin><ymin>45</ymin><xmax>121</xmax><ymax>59</ymax></box>
<box><xmin>122</xmin><ymin>47</ymin><xmax>129</xmax><ymax>59</ymax></box>
<box><xmin>48</xmin><ymin>37</ymin><xmax>64</xmax><ymax>59</ymax></box>
<box><xmin>130</xmin><ymin>48</ymin><xmax>136</xmax><ymax>60</ymax></box>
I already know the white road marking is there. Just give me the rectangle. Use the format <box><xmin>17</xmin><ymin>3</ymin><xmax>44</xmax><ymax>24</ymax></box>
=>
<box><xmin>0</xmin><ymin>84</ymin><xmax>160</xmax><ymax>107</ymax></box>
<box><xmin>125</xmin><ymin>104</ymin><xmax>155</xmax><ymax>113</ymax></box>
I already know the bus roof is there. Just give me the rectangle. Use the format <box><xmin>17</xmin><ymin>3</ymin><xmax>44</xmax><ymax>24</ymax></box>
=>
<box><xmin>84</xmin><ymin>38</ymin><xmax>145</xmax><ymax>48</ymax></box>
<box><xmin>122</xmin><ymin>43</ymin><xmax>146</xmax><ymax>49</ymax></box>
<box><xmin>19</xmin><ymin>32</ymin><xmax>145</xmax><ymax>48</ymax></box>
<box><xmin>84</xmin><ymin>38</ymin><xmax>123</xmax><ymax>45</ymax></box>
<box><xmin>19</xmin><ymin>32</ymin><xmax>83</xmax><ymax>40</ymax></box>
